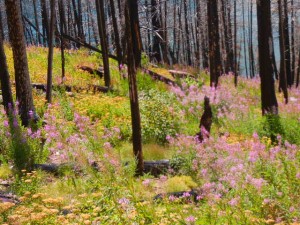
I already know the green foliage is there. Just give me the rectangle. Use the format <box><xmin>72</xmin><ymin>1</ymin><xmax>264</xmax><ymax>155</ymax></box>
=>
<box><xmin>139</xmin><ymin>89</ymin><xmax>181</xmax><ymax>144</ymax></box>
<box><xmin>255</xmin><ymin>114</ymin><xmax>300</xmax><ymax>145</ymax></box>
<box><xmin>165</xmin><ymin>176</ymin><xmax>197</xmax><ymax>193</ymax></box>
<box><xmin>141</xmin><ymin>52</ymin><xmax>150</xmax><ymax>68</ymax></box>
<box><xmin>259</xmin><ymin>114</ymin><xmax>285</xmax><ymax>143</ymax></box>
<box><xmin>57</xmin><ymin>90</ymin><xmax>74</xmax><ymax>121</ymax></box>
<box><xmin>8</xmin><ymin>120</ymin><xmax>34</xmax><ymax>172</ymax></box>
<box><xmin>12</xmin><ymin>170</ymin><xmax>44</xmax><ymax>196</ymax></box>
<box><xmin>280</xmin><ymin>116</ymin><xmax>300</xmax><ymax>145</ymax></box>
<box><xmin>136</xmin><ymin>71</ymin><xmax>157</xmax><ymax>92</ymax></box>
<box><xmin>170</xmin><ymin>152</ymin><xmax>197</xmax><ymax>175</ymax></box>
<box><xmin>0</xmin><ymin>164</ymin><xmax>12</xmax><ymax>179</ymax></box>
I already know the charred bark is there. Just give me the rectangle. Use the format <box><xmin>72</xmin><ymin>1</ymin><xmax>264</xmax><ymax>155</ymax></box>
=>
<box><xmin>5</xmin><ymin>0</ymin><xmax>37</xmax><ymax>126</ymax></box>
<box><xmin>256</xmin><ymin>0</ymin><xmax>278</xmax><ymax>115</ymax></box>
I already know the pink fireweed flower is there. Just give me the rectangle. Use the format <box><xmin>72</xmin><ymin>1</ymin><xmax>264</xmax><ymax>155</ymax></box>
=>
<box><xmin>252</xmin><ymin>132</ymin><xmax>259</xmax><ymax>140</ymax></box>
<box><xmin>103</xmin><ymin>142</ymin><xmax>112</xmax><ymax>150</ymax></box>
<box><xmin>183</xmin><ymin>192</ymin><xmax>191</xmax><ymax>198</ymax></box>
<box><xmin>118</xmin><ymin>197</ymin><xmax>130</xmax><ymax>205</ymax></box>
<box><xmin>228</xmin><ymin>197</ymin><xmax>240</xmax><ymax>206</ymax></box>
<box><xmin>159</xmin><ymin>175</ymin><xmax>167</xmax><ymax>182</ymax></box>
<box><xmin>185</xmin><ymin>215</ymin><xmax>196</xmax><ymax>224</ymax></box>
<box><xmin>168</xmin><ymin>195</ymin><xmax>176</xmax><ymax>202</ymax></box>
<box><xmin>3</xmin><ymin>120</ymin><xmax>9</xmax><ymax>127</ymax></box>
<box><xmin>196</xmin><ymin>195</ymin><xmax>203</xmax><ymax>201</ymax></box>
<box><xmin>142</xmin><ymin>179</ymin><xmax>151</xmax><ymax>186</ymax></box>
<box><xmin>109</xmin><ymin>159</ymin><xmax>119</xmax><ymax>167</ymax></box>
<box><xmin>27</xmin><ymin>128</ymin><xmax>32</xmax><ymax>136</ymax></box>
<box><xmin>12</xmin><ymin>119</ymin><xmax>19</xmax><ymax>128</ymax></box>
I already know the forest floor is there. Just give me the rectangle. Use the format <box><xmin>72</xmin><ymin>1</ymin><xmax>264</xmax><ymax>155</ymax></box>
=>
<box><xmin>0</xmin><ymin>46</ymin><xmax>300</xmax><ymax>224</ymax></box>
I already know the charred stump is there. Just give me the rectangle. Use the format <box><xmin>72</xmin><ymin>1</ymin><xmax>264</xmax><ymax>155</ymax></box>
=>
<box><xmin>197</xmin><ymin>96</ymin><xmax>213</xmax><ymax>142</ymax></box>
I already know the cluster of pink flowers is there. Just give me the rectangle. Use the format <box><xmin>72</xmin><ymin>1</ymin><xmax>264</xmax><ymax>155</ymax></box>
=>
<box><xmin>168</xmin><ymin>131</ymin><xmax>300</xmax><ymax>216</ymax></box>
<box><xmin>170</xmin><ymin>74</ymin><xmax>257</xmax><ymax>121</ymax></box>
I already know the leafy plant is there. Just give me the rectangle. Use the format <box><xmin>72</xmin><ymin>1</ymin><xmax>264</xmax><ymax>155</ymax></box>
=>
<box><xmin>139</xmin><ymin>89</ymin><xmax>181</xmax><ymax>144</ymax></box>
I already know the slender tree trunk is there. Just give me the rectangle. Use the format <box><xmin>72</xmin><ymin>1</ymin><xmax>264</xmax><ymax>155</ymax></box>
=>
<box><xmin>234</xmin><ymin>0</ymin><xmax>238</xmax><ymax>86</ymax></box>
<box><xmin>162</xmin><ymin>0</ymin><xmax>169</xmax><ymax>64</ymax></box>
<box><xmin>177</xmin><ymin>1</ymin><xmax>182</xmax><ymax>64</ymax></box>
<box><xmin>0</xmin><ymin>21</ymin><xmax>14</xmax><ymax>112</ymax></box>
<box><xmin>256</xmin><ymin>0</ymin><xmax>278</xmax><ymax>115</ymax></box>
<box><xmin>183</xmin><ymin>0</ymin><xmax>191</xmax><ymax>65</ymax></box>
<box><xmin>59</xmin><ymin>0</ymin><xmax>66</xmax><ymax>82</ymax></box>
<box><xmin>87</xmin><ymin>0</ymin><xmax>99</xmax><ymax>45</ymax></box>
<box><xmin>46</xmin><ymin>0</ymin><xmax>56</xmax><ymax>103</ymax></box>
<box><xmin>278</xmin><ymin>0</ymin><xmax>288</xmax><ymax>103</ymax></box>
<box><xmin>172</xmin><ymin>2</ymin><xmax>177</xmax><ymax>64</ymax></box>
<box><xmin>5</xmin><ymin>0</ymin><xmax>37</xmax><ymax>126</ymax></box>
<box><xmin>71</xmin><ymin>0</ymin><xmax>79</xmax><ymax>42</ymax></box>
<box><xmin>32</xmin><ymin>0</ymin><xmax>41</xmax><ymax>45</ymax></box>
<box><xmin>125</xmin><ymin>0</ymin><xmax>143</xmax><ymax>176</ymax></box>
<box><xmin>226</xmin><ymin>0</ymin><xmax>234</xmax><ymax>73</ymax></box>
<box><xmin>128</xmin><ymin>0</ymin><xmax>142</xmax><ymax>67</ymax></box>
<box><xmin>283</xmin><ymin>0</ymin><xmax>292</xmax><ymax>87</ymax></box>
<box><xmin>290</xmin><ymin>0</ymin><xmax>295</xmax><ymax>85</ymax></box>
<box><xmin>77</xmin><ymin>0</ymin><xmax>84</xmax><ymax>42</ymax></box>
<box><xmin>271</xmin><ymin>29</ymin><xmax>279</xmax><ymax>80</ymax></box>
<box><xmin>151</xmin><ymin>0</ymin><xmax>162</xmax><ymax>63</ymax></box>
<box><xmin>221</xmin><ymin>0</ymin><xmax>228</xmax><ymax>73</ymax></box>
<box><xmin>207</xmin><ymin>0</ymin><xmax>222</xmax><ymax>87</ymax></box>
<box><xmin>248</xmin><ymin>1</ymin><xmax>255</xmax><ymax>78</ymax></box>
<box><xmin>96</xmin><ymin>0</ymin><xmax>110</xmax><ymax>87</ymax></box>
<box><xmin>109</xmin><ymin>0</ymin><xmax>122</xmax><ymax>67</ymax></box>
<box><xmin>195</xmin><ymin>0</ymin><xmax>200</xmax><ymax>68</ymax></box>
<box><xmin>41</xmin><ymin>0</ymin><xmax>49</xmax><ymax>46</ymax></box>
<box><xmin>242</xmin><ymin>1</ymin><xmax>248</xmax><ymax>78</ymax></box>
<box><xmin>200</xmin><ymin>7</ymin><xmax>208</xmax><ymax>69</ymax></box>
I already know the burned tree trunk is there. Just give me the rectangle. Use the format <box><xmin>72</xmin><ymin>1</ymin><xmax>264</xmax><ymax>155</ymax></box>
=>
<box><xmin>5</xmin><ymin>0</ymin><xmax>37</xmax><ymax>126</ymax></box>
<box><xmin>109</xmin><ymin>0</ymin><xmax>123</xmax><ymax>67</ymax></box>
<box><xmin>46</xmin><ymin>0</ymin><xmax>56</xmax><ymax>103</ymax></box>
<box><xmin>128</xmin><ymin>0</ymin><xmax>142</xmax><ymax>67</ymax></box>
<box><xmin>41</xmin><ymin>0</ymin><xmax>49</xmax><ymax>46</ymax></box>
<box><xmin>32</xmin><ymin>0</ymin><xmax>41</xmax><ymax>45</ymax></box>
<box><xmin>58</xmin><ymin>0</ymin><xmax>66</xmax><ymax>82</ymax></box>
<box><xmin>151</xmin><ymin>0</ymin><xmax>163</xmax><ymax>63</ymax></box>
<box><xmin>256</xmin><ymin>0</ymin><xmax>278</xmax><ymax>115</ymax></box>
<box><xmin>0</xmin><ymin>19</ymin><xmax>14</xmax><ymax>112</ymax></box>
<box><xmin>96</xmin><ymin>0</ymin><xmax>110</xmax><ymax>88</ymax></box>
<box><xmin>207</xmin><ymin>0</ymin><xmax>222</xmax><ymax>87</ymax></box>
<box><xmin>125</xmin><ymin>0</ymin><xmax>144</xmax><ymax>175</ymax></box>
<box><xmin>278</xmin><ymin>0</ymin><xmax>288</xmax><ymax>103</ymax></box>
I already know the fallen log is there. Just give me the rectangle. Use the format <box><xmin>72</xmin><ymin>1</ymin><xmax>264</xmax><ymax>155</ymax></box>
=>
<box><xmin>31</xmin><ymin>83</ymin><xmax>110</xmax><ymax>94</ymax></box>
<box><xmin>168</xmin><ymin>70</ymin><xmax>194</xmax><ymax>79</ymax></box>
<box><xmin>0</xmin><ymin>192</ymin><xmax>19</xmax><ymax>204</ymax></box>
<box><xmin>33</xmin><ymin>163</ymin><xmax>80</xmax><ymax>175</ymax></box>
<box><xmin>141</xmin><ymin>68</ymin><xmax>176</xmax><ymax>86</ymax></box>
<box><xmin>143</xmin><ymin>160</ymin><xmax>170</xmax><ymax>177</ymax></box>
<box><xmin>87</xmin><ymin>84</ymin><xmax>110</xmax><ymax>94</ymax></box>
<box><xmin>78</xmin><ymin>66</ymin><xmax>104</xmax><ymax>78</ymax></box>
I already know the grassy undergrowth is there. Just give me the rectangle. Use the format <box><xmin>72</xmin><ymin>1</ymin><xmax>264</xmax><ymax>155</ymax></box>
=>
<box><xmin>0</xmin><ymin>46</ymin><xmax>300</xmax><ymax>224</ymax></box>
